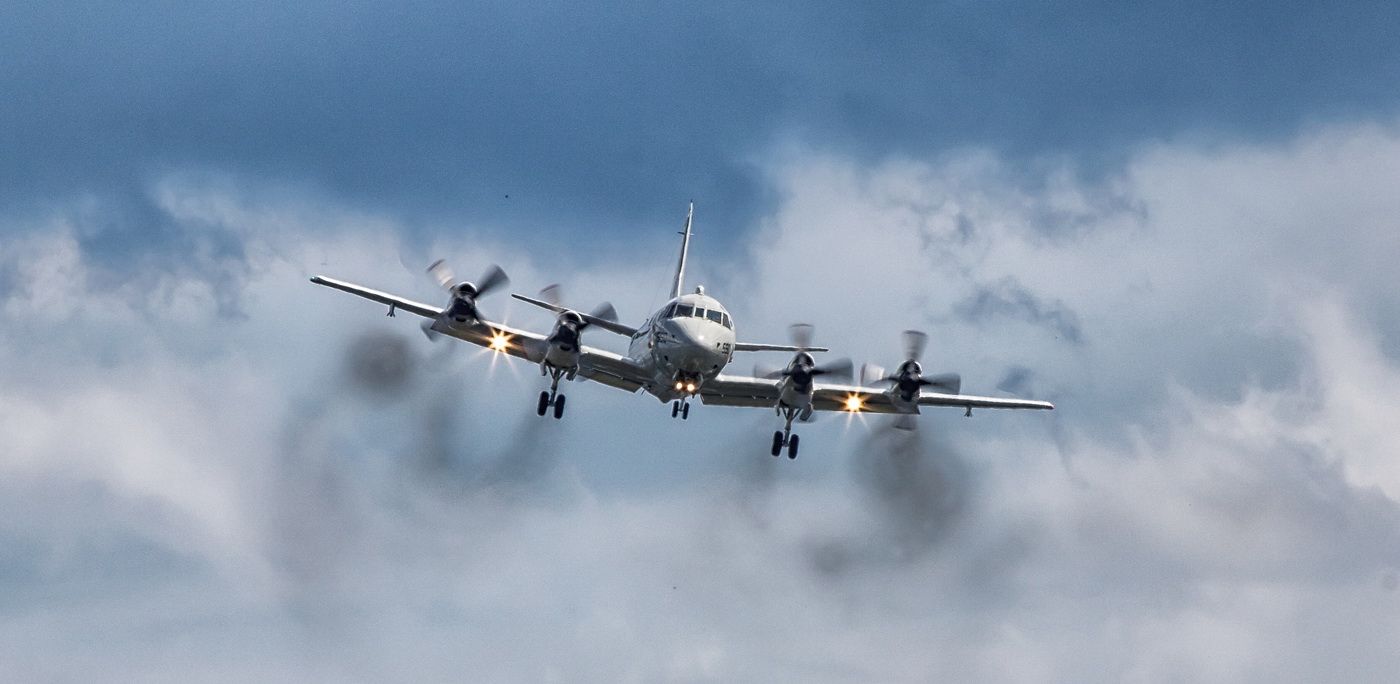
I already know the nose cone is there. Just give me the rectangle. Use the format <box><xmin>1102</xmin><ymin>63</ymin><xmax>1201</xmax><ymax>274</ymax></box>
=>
<box><xmin>669</xmin><ymin>318</ymin><xmax>711</xmax><ymax>346</ymax></box>
<box><xmin>660</xmin><ymin>319</ymin><xmax>726</xmax><ymax>372</ymax></box>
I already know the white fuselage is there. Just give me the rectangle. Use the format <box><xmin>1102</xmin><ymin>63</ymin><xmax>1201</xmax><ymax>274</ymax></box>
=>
<box><xmin>626</xmin><ymin>292</ymin><xmax>736</xmax><ymax>402</ymax></box>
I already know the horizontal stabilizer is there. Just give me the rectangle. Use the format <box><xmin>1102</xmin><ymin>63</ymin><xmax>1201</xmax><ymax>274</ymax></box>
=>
<box><xmin>732</xmin><ymin>342</ymin><xmax>830</xmax><ymax>353</ymax></box>
<box><xmin>511</xmin><ymin>293</ymin><xmax>639</xmax><ymax>337</ymax></box>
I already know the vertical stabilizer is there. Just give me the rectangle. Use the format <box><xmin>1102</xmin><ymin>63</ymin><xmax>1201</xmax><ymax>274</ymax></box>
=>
<box><xmin>670</xmin><ymin>202</ymin><xmax>694</xmax><ymax>299</ymax></box>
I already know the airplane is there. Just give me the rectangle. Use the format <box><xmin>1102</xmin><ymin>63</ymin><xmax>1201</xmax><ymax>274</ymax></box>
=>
<box><xmin>309</xmin><ymin>203</ymin><xmax>1053</xmax><ymax>459</ymax></box>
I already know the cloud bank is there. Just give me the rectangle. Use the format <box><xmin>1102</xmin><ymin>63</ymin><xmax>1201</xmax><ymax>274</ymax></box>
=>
<box><xmin>2</xmin><ymin>122</ymin><xmax>1399</xmax><ymax>681</ymax></box>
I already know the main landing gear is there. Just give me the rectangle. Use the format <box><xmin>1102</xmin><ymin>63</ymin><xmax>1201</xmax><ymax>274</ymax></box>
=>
<box><xmin>537</xmin><ymin>367</ymin><xmax>567</xmax><ymax>419</ymax></box>
<box><xmin>770</xmin><ymin>407</ymin><xmax>800</xmax><ymax>459</ymax></box>
<box><xmin>670</xmin><ymin>399</ymin><xmax>690</xmax><ymax>420</ymax></box>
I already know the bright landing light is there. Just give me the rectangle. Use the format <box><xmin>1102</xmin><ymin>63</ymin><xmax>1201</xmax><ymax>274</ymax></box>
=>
<box><xmin>489</xmin><ymin>331</ymin><xmax>511</xmax><ymax>352</ymax></box>
<box><xmin>844</xmin><ymin>394</ymin><xmax>864</xmax><ymax>412</ymax></box>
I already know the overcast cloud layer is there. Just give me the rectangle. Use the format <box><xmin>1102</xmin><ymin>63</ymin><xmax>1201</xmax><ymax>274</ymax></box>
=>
<box><xmin>4</xmin><ymin>4</ymin><xmax>1400</xmax><ymax>683</ymax></box>
<box><xmin>3</xmin><ymin>122</ymin><xmax>1400</xmax><ymax>681</ymax></box>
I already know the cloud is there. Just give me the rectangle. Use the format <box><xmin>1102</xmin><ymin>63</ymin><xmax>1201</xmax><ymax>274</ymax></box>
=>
<box><xmin>3</xmin><ymin>121</ymin><xmax>1400</xmax><ymax>681</ymax></box>
<box><xmin>7</xmin><ymin>1</ymin><xmax>1400</xmax><ymax>258</ymax></box>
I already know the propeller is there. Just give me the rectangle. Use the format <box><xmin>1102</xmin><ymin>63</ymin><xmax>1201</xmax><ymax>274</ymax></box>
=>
<box><xmin>790</xmin><ymin>323</ymin><xmax>816</xmax><ymax>351</ymax></box>
<box><xmin>539</xmin><ymin>283</ymin><xmax>619</xmax><ymax>330</ymax></box>
<box><xmin>902</xmin><ymin>329</ymin><xmax>928</xmax><ymax>363</ymax></box>
<box><xmin>861</xmin><ymin>363</ymin><xmax>888</xmax><ymax>386</ymax></box>
<box><xmin>428</xmin><ymin>260</ymin><xmax>509</xmax><ymax>298</ymax></box>
<box><xmin>868</xmin><ymin>329</ymin><xmax>961</xmax><ymax>396</ymax></box>
<box><xmin>775</xmin><ymin>324</ymin><xmax>850</xmax><ymax>389</ymax></box>
<box><xmin>426</xmin><ymin>259</ymin><xmax>510</xmax><ymax>326</ymax></box>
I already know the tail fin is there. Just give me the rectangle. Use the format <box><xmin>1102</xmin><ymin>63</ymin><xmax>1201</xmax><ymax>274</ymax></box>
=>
<box><xmin>669</xmin><ymin>201</ymin><xmax>694</xmax><ymax>299</ymax></box>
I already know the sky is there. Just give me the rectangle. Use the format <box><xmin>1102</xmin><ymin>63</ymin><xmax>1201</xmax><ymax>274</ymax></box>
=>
<box><xmin>3</xmin><ymin>2</ymin><xmax>1400</xmax><ymax>682</ymax></box>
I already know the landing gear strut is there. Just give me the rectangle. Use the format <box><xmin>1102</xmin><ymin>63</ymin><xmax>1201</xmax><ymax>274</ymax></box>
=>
<box><xmin>670</xmin><ymin>399</ymin><xmax>690</xmax><ymax>420</ymax></box>
<box><xmin>537</xmin><ymin>367</ymin><xmax>567</xmax><ymax>419</ymax></box>
<box><xmin>770</xmin><ymin>407</ymin><xmax>800</xmax><ymax>459</ymax></box>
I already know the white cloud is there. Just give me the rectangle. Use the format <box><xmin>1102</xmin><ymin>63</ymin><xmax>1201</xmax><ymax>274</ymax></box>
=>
<box><xmin>2</xmin><ymin>122</ymin><xmax>1400</xmax><ymax>681</ymax></box>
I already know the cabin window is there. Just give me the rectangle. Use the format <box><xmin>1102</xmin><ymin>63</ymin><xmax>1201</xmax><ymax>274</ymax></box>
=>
<box><xmin>706</xmin><ymin>310</ymin><xmax>723</xmax><ymax>325</ymax></box>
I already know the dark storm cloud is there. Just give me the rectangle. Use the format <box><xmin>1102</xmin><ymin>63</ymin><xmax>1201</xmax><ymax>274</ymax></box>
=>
<box><xmin>5</xmin><ymin>0</ymin><xmax>1400</xmax><ymax>254</ymax></box>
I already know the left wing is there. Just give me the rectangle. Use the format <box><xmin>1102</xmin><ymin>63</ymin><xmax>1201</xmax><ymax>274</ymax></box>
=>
<box><xmin>809</xmin><ymin>384</ymin><xmax>1054</xmax><ymax>415</ymax></box>
<box><xmin>697</xmin><ymin>373</ymin><xmax>782</xmax><ymax>407</ymax></box>
<box><xmin>699</xmin><ymin>373</ymin><xmax>1053</xmax><ymax>415</ymax></box>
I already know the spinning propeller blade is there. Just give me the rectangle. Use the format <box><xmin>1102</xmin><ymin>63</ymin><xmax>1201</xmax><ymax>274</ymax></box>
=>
<box><xmin>921</xmin><ymin>372</ymin><xmax>962</xmax><ymax>395</ymax></box>
<box><xmin>790</xmin><ymin>323</ymin><xmax>815</xmax><ymax>351</ymax></box>
<box><xmin>902</xmin><ymin>329</ymin><xmax>928</xmax><ymax>363</ymax></box>
<box><xmin>811</xmin><ymin>357</ymin><xmax>853</xmax><ymax>380</ymax></box>
<box><xmin>474</xmin><ymin>264</ymin><xmax>509</xmax><ymax>298</ymax></box>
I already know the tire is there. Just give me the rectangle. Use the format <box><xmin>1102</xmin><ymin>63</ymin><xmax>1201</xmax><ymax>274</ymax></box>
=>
<box><xmin>682</xmin><ymin>403</ymin><xmax>690</xmax><ymax>420</ymax></box>
<box><xmin>671</xmin><ymin>401</ymin><xmax>679</xmax><ymax>418</ymax></box>
<box><xmin>537</xmin><ymin>391</ymin><xmax>549</xmax><ymax>416</ymax></box>
<box><xmin>787</xmin><ymin>434</ymin><xmax>800</xmax><ymax>459</ymax></box>
<box><xmin>770</xmin><ymin>431</ymin><xmax>784</xmax><ymax>457</ymax></box>
<box><xmin>553</xmin><ymin>393</ymin><xmax>566</xmax><ymax>419</ymax></box>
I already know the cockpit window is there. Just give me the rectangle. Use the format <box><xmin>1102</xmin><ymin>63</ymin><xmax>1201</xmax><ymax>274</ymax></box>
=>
<box><xmin>721</xmin><ymin>313</ymin><xmax>732</xmax><ymax>329</ymax></box>
<box><xmin>706</xmin><ymin>310</ymin><xmax>723</xmax><ymax>325</ymax></box>
<box><xmin>673</xmin><ymin>304</ymin><xmax>694</xmax><ymax>318</ymax></box>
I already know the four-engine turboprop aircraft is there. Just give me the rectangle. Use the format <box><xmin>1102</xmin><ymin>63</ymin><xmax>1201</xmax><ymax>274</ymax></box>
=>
<box><xmin>310</xmin><ymin>203</ymin><xmax>1053</xmax><ymax>458</ymax></box>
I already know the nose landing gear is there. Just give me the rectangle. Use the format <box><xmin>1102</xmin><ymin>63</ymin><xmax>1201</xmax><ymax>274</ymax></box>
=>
<box><xmin>537</xmin><ymin>367</ymin><xmax>568</xmax><ymax>419</ymax></box>
<box><xmin>670</xmin><ymin>399</ymin><xmax>690</xmax><ymax>420</ymax></box>
<box><xmin>770</xmin><ymin>406</ymin><xmax>800</xmax><ymax>458</ymax></box>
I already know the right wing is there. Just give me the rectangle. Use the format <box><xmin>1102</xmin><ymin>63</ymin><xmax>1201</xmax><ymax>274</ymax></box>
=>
<box><xmin>310</xmin><ymin>275</ymin><xmax>650</xmax><ymax>393</ymax></box>
<box><xmin>310</xmin><ymin>275</ymin><xmax>442</xmax><ymax>318</ymax></box>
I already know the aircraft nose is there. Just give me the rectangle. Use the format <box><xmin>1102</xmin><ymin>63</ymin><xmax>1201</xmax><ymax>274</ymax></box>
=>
<box><xmin>661</xmin><ymin>319</ymin><xmax>726</xmax><ymax>369</ymax></box>
<box><xmin>668</xmin><ymin>319</ymin><xmax>709</xmax><ymax>347</ymax></box>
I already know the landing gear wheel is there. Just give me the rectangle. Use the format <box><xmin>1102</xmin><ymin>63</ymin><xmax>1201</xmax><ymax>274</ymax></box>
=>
<box><xmin>671</xmin><ymin>401</ymin><xmax>680</xmax><ymax>418</ymax></box>
<box><xmin>787</xmin><ymin>434</ymin><xmax>800</xmax><ymax>459</ymax></box>
<box><xmin>552</xmin><ymin>393</ymin><xmax>566</xmax><ymax>419</ymax></box>
<box><xmin>537</xmin><ymin>391</ymin><xmax>550</xmax><ymax>417</ymax></box>
<box><xmin>682</xmin><ymin>403</ymin><xmax>690</xmax><ymax>420</ymax></box>
<box><xmin>771</xmin><ymin>431</ymin><xmax>784</xmax><ymax>457</ymax></box>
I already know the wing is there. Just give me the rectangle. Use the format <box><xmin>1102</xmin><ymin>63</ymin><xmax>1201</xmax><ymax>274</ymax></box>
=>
<box><xmin>311</xmin><ymin>275</ymin><xmax>650</xmax><ymax>393</ymax></box>
<box><xmin>809</xmin><ymin>383</ymin><xmax>1055</xmax><ymax>415</ymax></box>
<box><xmin>310</xmin><ymin>275</ymin><xmax>442</xmax><ymax>318</ymax></box>
<box><xmin>697</xmin><ymin>373</ymin><xmax>782</xmax><ymax>407</ymax></box>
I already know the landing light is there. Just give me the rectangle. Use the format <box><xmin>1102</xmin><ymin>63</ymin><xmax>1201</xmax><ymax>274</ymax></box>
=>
<box><xmin>844</xmin><ymin>394</ymin><xmax>864</xmax><ymax>412</ymax></box>
<box><xmin>685</xmin><ymin>382</ymin><xmax>696</xmax><ymax>392</ymax></box>
<box><xmin>489</xmin><ymin>331</ymin><xmax>511</xmax><ymax>352</ymax></box>
<box><xmin>675</xmin><ymin>381</ymin><xmax>685</xmax><ymax>391</ymax></box>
